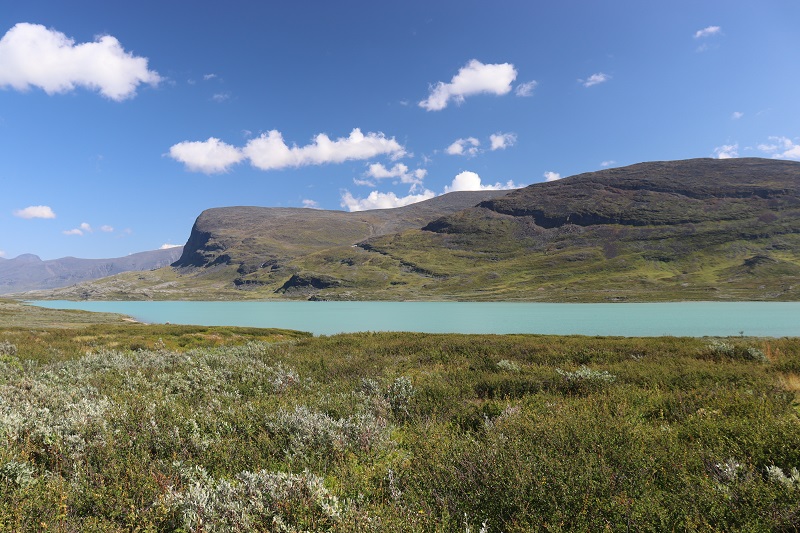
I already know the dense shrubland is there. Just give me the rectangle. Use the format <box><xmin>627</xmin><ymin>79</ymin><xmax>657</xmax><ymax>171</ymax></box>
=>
<box><xmin>0</xmin><ymin>326</ymin><xmax>799</xmax><ymax>531</ymax></box>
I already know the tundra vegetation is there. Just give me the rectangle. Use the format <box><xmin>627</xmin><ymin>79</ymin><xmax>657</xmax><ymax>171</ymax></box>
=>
<box><xmin>1</xmin><ymin>307</ymin><xmax>799</xmax><ymax>530</ymax></box>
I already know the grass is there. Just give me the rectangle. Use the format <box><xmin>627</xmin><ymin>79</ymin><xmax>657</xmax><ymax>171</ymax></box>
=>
<box><xmin>1</xmin><ymin>316</ymin><xmax>799</xmax><ymax>530</ymax></box>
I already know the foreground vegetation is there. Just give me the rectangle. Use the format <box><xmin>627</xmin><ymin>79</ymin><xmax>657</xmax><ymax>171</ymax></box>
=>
<box><xmin>1</xmin><ymin>319</ymin><xmax>799</xmax><ymax>531</ymax></box>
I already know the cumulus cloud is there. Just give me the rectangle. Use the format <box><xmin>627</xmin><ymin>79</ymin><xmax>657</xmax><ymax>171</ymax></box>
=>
<box><xmin>757</xmin><ymin>136</ymin><xmax>800</xmax><ymax>160</ymax></box>
<box><xmin>446</xmin><ymin>137</ymin><xmax>481</xmax><ymax>156</ymax></box>
<box><xmin>63</xmin><ymin>228</ymin><xmax>83</xmax><ymax>236</ymax></box>
<box><xmin>212</xmin><ymin>92</ymin><xmax>230</xmax><ymax>102</ymax></box>
<box><xmin>0</xmin><ymin>250</ymin><xmax>5</xmax><ymax>258</ymax></box>
<box><xmin>302</xmin><ymin>199</ymin><xmax>320</xmax><ymax>209</ymax></box>
<box><xmin>713</xmin><ymin>144</ymin><xmax>739</xmax><ymax>159</ymax></box>
<box><xmin>419</xmin><ymin>59</ymin><xmax>517</xmax><ymax>111</ymax></box>
<box><xmin>365</xmin><ymin>163</ymin><xmax>427</xmax><ymax>187</ymax></box>
<box><xmin>80</xmin><ymin>222</ymin><xmax>92</xmax><ymax>232</ymax></box>
<box><xmin>160</xmin><ymin>243</ymin><xmax>182</xmax><ymax>249</ymax></box>
<box><xmin>731</xmin><ymin>111</ymin><xmax>744</xmax><ymax>120</ymax></box>
<box><xmin>600</xmin><ymin>160</ymin><xmax>616</xmax><ymax>168</ymax></box>
<box><xmin>343</xmin><ymin>170</ymin><xmax>522</xmax><ymax>213</ymax></box>
<box><xmin>168</xmin><ymin>137</ymin><xmax>245</xmax><ymax>174</ymax></box>
<box><xmin>100</xmin><ymin>225</ymin><xmax>114</xmax><ymax>232</ymax></box>
<box><xmin>579</xmin><ymin>73</ymin><xmax>610</xmax><ymax>88</ymax></box>
<box><xmin>694</xmin><ymin>26</ymin><xmax>721</xmax><ymax>39</ymax></box>
<box><xmin>544</xmin><ymin>171</ymin><xmax>562</xmax><ymax>182</ymax></box>
<box><xmin>341</xmin><ymin>189</ymin><xmax>436</xmax><ymax>212</ymax></box>
<box><xmin>13</xmin><ymin>205</ymin><xmax>56</xmax><ymax>219</ymax></box>
<box><xmin>243</xmin><ymin>128</ymin><xmax>406</xmax><ymax>171</ymax></box>
<box><xmin>489</xmin><ymin>132</ymin><xmax>517</xmax><ymax>151</ymax></box>
<box><xmin>515</xmin><ymin>80</ymin><xmax>538</xmax><ymax>97</ymax></box>
<box><xmin>0</xmin><ymin>22</ymin><xmax>161</xmax><ymax>100</ymax></box>
<box><xmin>444</xmin><ymin>171</ymin><xmax>521</xmax><ymax>193</ymax></box>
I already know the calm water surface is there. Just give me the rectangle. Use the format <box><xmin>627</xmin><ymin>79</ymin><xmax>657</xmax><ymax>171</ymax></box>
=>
<box><xmin>29</xmin><ymin>300</ymin><xmax>800</xmax><ymax>337</ymax></box>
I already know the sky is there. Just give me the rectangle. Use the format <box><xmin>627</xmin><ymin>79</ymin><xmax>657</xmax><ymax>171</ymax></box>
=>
<box><xmin>1</xmin><ymin>1</ymin><xmax>799</xmax><ymax>260</ymax></box>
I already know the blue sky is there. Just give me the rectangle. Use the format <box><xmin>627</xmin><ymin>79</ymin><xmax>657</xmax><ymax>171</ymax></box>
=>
<box><xmin>1</xmin><ymin>1</ymin><xmax>799</xmax><ymax>260</ymax></box>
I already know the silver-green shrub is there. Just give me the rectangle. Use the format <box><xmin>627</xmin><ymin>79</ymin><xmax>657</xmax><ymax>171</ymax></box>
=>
<box><xmin>0</xmin><ymin>459</ymin><xmax>36</xmax><ymax>489</ymax></box>
<box><xmin>496</xmin><ymin>359</ymin><xmax>520</xmax><ymax>373</ymax></box>
<box><xmin>265</xmin><ymin>405</ymin><xmax>389</xmax><ymax>458</ymax></box>
<box><xmin>162</xmin><ymin>463</ymin><xmax>342</xmax><ymax>532</ymax></box>
<box><xmin>766</xmin><ymin>465</ymin><xmax>800</xmax><ymax>489</ymax></box>
<box><xmin>385</xmin><ymin>376</ymin><xmax>415</xmax><ymax>419</ymax></box>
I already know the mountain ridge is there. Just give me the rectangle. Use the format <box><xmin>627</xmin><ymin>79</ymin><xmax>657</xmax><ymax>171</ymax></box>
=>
<box><xmin>19</xmin><ymin>157</ymin><xmax>800</xmax><ymax>301</ymax></box>
<box><xmin>0</xmin><ymin>247</ymin><xmax>184</xmax><ymax>295</ymax></box>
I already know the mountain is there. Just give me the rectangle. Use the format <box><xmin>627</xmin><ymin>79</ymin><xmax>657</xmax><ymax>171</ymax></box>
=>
<box><xmin>19</xmin><ymin>190</ymin><xmax>514</xmax><ymax>299</ymax></box>
<box><xmin>23</xmin><ymin>158</ymin><xmax>800</xmax><ymax>301</ymax></box>
<box><xmin>0</xmin><ymin>247</ymin><xmax>184</xmax><ymax>295</ymax></box>
<box><xmin>352</xmin><ymin>157</ymin><xmax>800</xmax><ymax>300</ymax></box>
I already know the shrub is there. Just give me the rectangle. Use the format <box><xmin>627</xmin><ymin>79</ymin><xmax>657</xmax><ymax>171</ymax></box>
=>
<box><xmin>0</xmin><ymin>460</ymin><xmax>36</xmax><ymax>489</ymax></box>
<box><xmin>161</xmin><ymin>464</ymin><xmax>342</xmax><ymax>532</ymax></box>
<box><xmin>555</xmin><ymin>365</ymin><xmax>617</xmax><ymax>394</ymax></box>
<box><xmin>385</xmin><ymin>376</ymin><xmax>415</xmax><ymax>419</ymax></box>
<box><xmin>0</xmin><ymin>341</ymin><xmax>16</xmax><ymax>356</ymax></box>
<box><xmin>496</xmin><ymin>359</ymin><xmax>520</xmax><ymax>373</ymax></box>
<box><xmin>766</xmin><ymin>465</ymin><xmax>800</xmax><ymax>490</ymax></box>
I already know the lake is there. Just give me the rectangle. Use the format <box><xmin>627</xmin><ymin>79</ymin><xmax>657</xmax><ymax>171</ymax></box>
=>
<box><xmin>28</xmin><ymin>300</ymin><xmax>800</xmax><ymax>337</ymax></box>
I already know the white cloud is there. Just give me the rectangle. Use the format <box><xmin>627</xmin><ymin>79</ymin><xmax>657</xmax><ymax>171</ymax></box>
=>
<box><xmin>13</xmin><ymin>205</ymin><xmax>56</xmax><ymax>219</ymax></box>
<box><xmin>713</xmin><ymin>143</ymin><xmax>739</xmax><ymax>159</ymax></box>
<box><xmin>694</xmin><ymin>26</ymin><xmax>721</xmax><ymax>39</ymax></box>
<box><xmin>446</xmin><ymin>137</ymin><xmax>481</xmax><ymax>156</ymax></box>
<box><xmin>544</xmin><ymin>171</ymin><xmax>562</xmax><ymax>182</ymax></box>
<box><xmin>302</xmin><ymin>199</ymin><xmax>320</xmax><ymax>209</ymax></box>
<box><xmin>212</xmin><ymin>92</ymin><xmax>230</xmax><ymax>102</ymax></box>
<box><xmin>489</xmin><ymin>132</ymin><xmax>517</xmax><ymax>151</ymax></box>
<box><xmin>731</xmin><ymin>111</ymin><xmax>744</xmax><ymax>120</ymax></box>
<box><xmin>0</xmin><ymin>250</ymin><xmax>5</xmax><ymax>258</ymax></box>
<box><xmin>341</xmin><ymin>189</ymin><xmax>436</xmax><ymax>212</ymax></box>
<box><xmin>160</xmin><ymin>243</ymin><xmax>182</xmax><ymax>249</ymax></box>
<box><xmin>757</xmin><ymin>136</ymin><xmax>800</xmax><ymax>160</ymax></box>
<box><xmin>579</xmin><ymin>73</ymin><xmax>610</xmax><ymax>88</ymax></box>
<box><xmin>80</xmin><ymin>222</ymin><xmax>92</xmax><ymax>232</ymax></box>
<box><xmin>168</xmin><ymin>137</ymin><xmax>245</xmax><ymax>174</ymax></box>
<box><xmin>444</xmin><ymin>171</ymin><xmax>521</xmax><ymax>193</ymax></box>
<box><xmin>365</xmin><ymin>163</ymin><xmax>427</xmax><ymax>187</ymax></box>
<box><xmin>203</xmin><ymin>73</ymin><xmax>217</xmax><ymax>81</ymax></box>
<box><xmin>243</xmin><ymin>128</ymin><xmax>406</xmax><ymax>171</ymax></box>
<box><xmin>0</xmin><ymin>22</ymin><xmax>161</xmax><ymax>101</ymax></box>
<box><xmin>100</xmin><ymin>225</ymin><xmax>114</xmax><ymax>232</ymax></box>
<box><xmin>600</xmin><ymin>160</ymin><xmax>616</xmax><ymax>168</ymax></box>
<box><xmin>419</xmin><ymin>59</ymin><xmax>517</xmax><ymax>111</ymax></box>
<box><xmin>515</xmin><ymin>80</ymin><xmax>537</xmax><ymax>97</ymax></box>
<box><xmin>63</xmin><ymin>228</ymin><xmax>83</xmax><ymax>236</ymax></box>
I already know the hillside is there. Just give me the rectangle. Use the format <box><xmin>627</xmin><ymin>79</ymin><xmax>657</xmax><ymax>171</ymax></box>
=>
<box><xmin>23</xmin><ymin>158</ymin><xmax>800</xmax><ymax>301</ymax></box>
<box><xmin>21</xmin><ymin>190</ymin><xmax>512</xmax><ymax>300</ymax></box>
<box><xmin>0</xmin><ymin>247</ymin><xmax>183</xmax><ymax>294</ymax></box>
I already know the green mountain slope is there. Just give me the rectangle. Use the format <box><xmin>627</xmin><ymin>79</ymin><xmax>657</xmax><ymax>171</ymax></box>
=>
<box><xmin>338</xmin><ymin>158</ymin><xmax>800</xmax><ymax>301</ymax></box>
<box><xmin>25</xmin><ymin>157</ymin><xmax>800</xmax><ymax>301</ymax></box>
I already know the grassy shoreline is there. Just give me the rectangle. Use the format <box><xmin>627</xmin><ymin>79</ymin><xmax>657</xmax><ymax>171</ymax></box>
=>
<box><xmin>1</xmin><ymin>309</ymin><xmax>798</xmax><ymax>530</ymax></box>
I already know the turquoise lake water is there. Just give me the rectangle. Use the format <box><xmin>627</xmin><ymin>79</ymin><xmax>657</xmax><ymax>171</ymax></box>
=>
<box><xmin>29</xmin><ymin>300</ymin><xmax>800</xmax><ymax>337</ymax></box>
